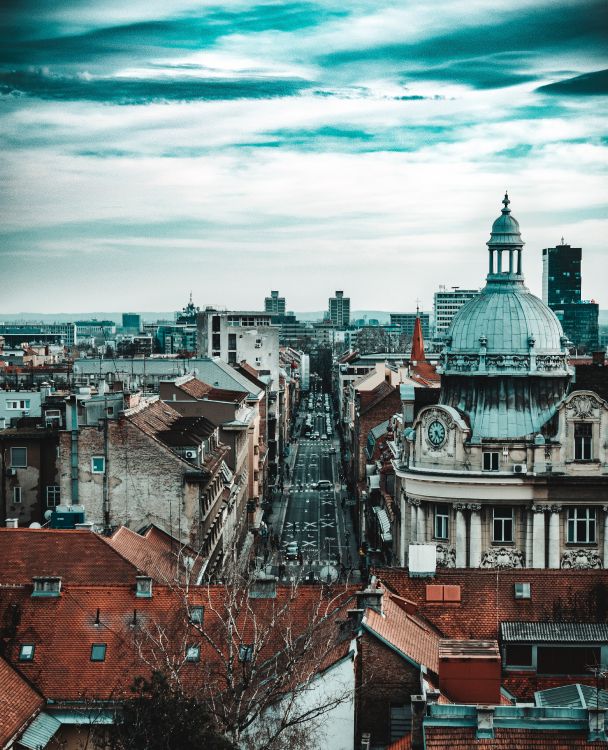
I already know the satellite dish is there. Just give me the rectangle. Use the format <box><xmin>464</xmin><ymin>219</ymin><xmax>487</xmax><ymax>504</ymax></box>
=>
<box><xmin>29</xmin><ymin>522</ymin><xmax>42</xmax><ymax>529</ymax></box>
<box><xmin>44</xmin><ymin>510</ymin><xmax>53</xmax><ymax>521</ymax></box>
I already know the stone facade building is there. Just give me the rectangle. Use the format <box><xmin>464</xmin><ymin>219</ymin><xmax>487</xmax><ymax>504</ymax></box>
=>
<box><xmin>395</xmin><ymin>195</ymin><xmax>608</xmax><ymax>570</ymax></box>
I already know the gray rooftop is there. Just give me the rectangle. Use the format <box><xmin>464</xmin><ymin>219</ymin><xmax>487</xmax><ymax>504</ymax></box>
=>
<box><xmin>501</xmin><ymin>621</ymin><xmax>608</xmax><ymax>643</ymax></box>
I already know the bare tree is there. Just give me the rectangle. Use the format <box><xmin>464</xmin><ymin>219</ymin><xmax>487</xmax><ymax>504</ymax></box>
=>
<box><xmin>129</xmin><ymin>562</ymin><xmax>358</xmax><ymax>750</ymax></box>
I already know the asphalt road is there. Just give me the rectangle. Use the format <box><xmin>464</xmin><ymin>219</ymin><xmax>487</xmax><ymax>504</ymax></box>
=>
<box><xmin>278</xmin><ymin>398</ymin><xmax>352</xmax><ymax>580</ymax></box>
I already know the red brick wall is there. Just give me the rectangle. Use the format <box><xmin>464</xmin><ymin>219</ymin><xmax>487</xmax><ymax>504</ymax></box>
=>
<box><xmin>357</xmin><ymin>390</ymin><xmax>401</xmax><ymax>482</ymax></box>
<box><xmin>357</xmin><ymin>630</ymin><xmax>420</xmax><ymax>747</ymax></box>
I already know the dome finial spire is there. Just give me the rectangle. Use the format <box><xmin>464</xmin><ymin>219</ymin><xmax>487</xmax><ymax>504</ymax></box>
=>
<box><xmin>502</xmin><ymin>191</ymin><xmax>510</xmax><ymax>214</ymax></box>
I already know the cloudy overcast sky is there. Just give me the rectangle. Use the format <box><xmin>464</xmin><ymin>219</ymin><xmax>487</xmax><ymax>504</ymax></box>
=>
<box><xmin>1</xmin><ymin>0</ymin><xmax>606</xmax><ymax>314</ymax></box>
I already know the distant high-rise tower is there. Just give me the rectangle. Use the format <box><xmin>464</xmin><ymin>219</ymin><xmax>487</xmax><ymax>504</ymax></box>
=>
<box><xmin>542</xmin><ymin>241</ymin><xmax>582</xmax><ymax>305</ymax></box>
<box><xmin>264</xmin><ymin>290</ymin><xmax>286</xmax><ymax>316</ymax></box>
<box><xmin>328</xmin><ymin>291</ymin><xmax>350</xmax><ymax>328</ymax></box>
<box><xmin>433</xmin><ymin>287</ymin><xmax>479</xmax><ymax>339</ymax></box>
<box><xmin>542</xmin><ymin>241</ymin><xmax>599</xmax><ymax>352</ymax></box>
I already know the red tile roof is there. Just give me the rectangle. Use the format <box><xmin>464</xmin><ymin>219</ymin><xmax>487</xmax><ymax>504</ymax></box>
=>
<box><xmin>178</xmin><ymin>378</ymin><xmax>213</xmax><ymax>398</ymax></box>
<box><xmin>423</xmin><ymin>727</ymin><xmax>607</xmax><ymax>749</ymax></box>
<box><xmin>374</xmin><ymin>568</ymin><xmax>608</xmax><ymax>642</ymax></box>
<box><xmin>0</xmin><ymin>657</ymin><xmax>43</xmax><ymax>747</ymax></box>
<box><xmin>363</xmin><ymin>592</ymin><xmax>441</xmax><ymax>674</ymax></box>
<box><xmin>106</xmin><ymin>525</ymin><xmax>203</xmax><ymax>584</ymax></box>
<box><xmin>0</xmin><ymin>583</ymin><xmax>357</xmax><ymax>704</ymax></box>
<box><xmin>0</xmin><ymin>528</ymin><xmax>138</xmax><ymax>585</ymax></box>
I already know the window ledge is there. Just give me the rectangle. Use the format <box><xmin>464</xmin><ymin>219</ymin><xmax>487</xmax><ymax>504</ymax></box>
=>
<box><xmin>565</xmin><ymin>542</ymin><xmax>597</xmax><ymax>547</ymax></box>
<box><xmin>491</xmin><ymin>541</ymin><xmax>515</xmax><ymax>546</ymax></box>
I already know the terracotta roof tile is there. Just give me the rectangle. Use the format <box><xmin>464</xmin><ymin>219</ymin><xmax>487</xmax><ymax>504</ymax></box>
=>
<box><xmin>0</xmin><ymin>656</ymin><xmax>43</xmax><ymax>747</ymax></box>
<box><xmin>1</xmin><ymin>583</ymin><xmax>357</xmax><ymax>704</ymax></box>
<box><xmin>177</xmin><ymin>378</ymin><xmax>213</xmax><ymax>399</ymax></box>
<box><xmin>363</xmin><ymin>592</ymin><xmax>441</xmax><ymax>674</ymax></box>
<box><xmin>424</xmin><ymin>727</ymin><xmax>607</xmax><ymax>749</ymax></box>
<box><xmin>106</xmin><ymin>525</ymin><xmax>203</xmax><ymax>584</ymax></box>
<box><xmin>0</xmin><ymin>528</ymin><xmax>138</xmax><ymax>585</ymax></box>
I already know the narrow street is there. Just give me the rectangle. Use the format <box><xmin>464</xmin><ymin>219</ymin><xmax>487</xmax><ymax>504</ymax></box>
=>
<box><xmin>269</xmin><ymin>391</ymin><xmax>360</xmax><ymax>583</ymax></box>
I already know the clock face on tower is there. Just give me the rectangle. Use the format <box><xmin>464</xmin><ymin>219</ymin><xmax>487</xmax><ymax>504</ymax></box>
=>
<box><xmin>427</xmin><ymin>419</ymin><xmax>446</xmax><ymax>447</ymax></box>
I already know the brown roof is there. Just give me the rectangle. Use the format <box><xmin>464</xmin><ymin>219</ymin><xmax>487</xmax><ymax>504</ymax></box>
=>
<box><xmin>107</xmin><ymin>525</ymin><xmax>204</xmax><ymax>584</ymax></box>
<box><xmin>0</xmin><ymin>528</ymin><xmax>139</xmax><ymax>585</ymax></box>
<box><xmin>178</xmin><ymin>378</ymin><xmax>213</xmax><ymax>399</ymax></box>
<box><xmin>0</xmin><ymin>657</ymin><xmax>43</xmax><ymax>747</ymax></box>
<box><xmin>375</xmin><ymin>567</ymin><xmax>608</xmax><ymax>700</ymax></box>
<box><xmin>359</xmin><ymin>381</ymin><xmax>398</xmax><ymax>416</ymax></box>
<box><xmin>423</xmin><ymin>727</ymin><xmax>606</xmax><ymax>749</ymax></box>
<box><xmin>363</xmin><ymin>592</ymin><xmax>441</xmax><ymax>674</ymax></box>
<box><xmin>234</xmin><ymin>363</ymin><xmax>266</xmax><ymax>389</ymax></box>
<box><xmin>0</xmin><ymin>583</ymin><xmax>357</xmax><ymax>703</ymax></box>
<box><xmin>126</xmin><ymin>400</ymin><xmax>216</xmax><ymax>448</ymax></box>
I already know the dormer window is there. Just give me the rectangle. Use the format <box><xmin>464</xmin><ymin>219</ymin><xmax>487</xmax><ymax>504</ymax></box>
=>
<box><xmin>91</xmin><ymin>643</ymin><xmax>107</xmax><ymax>662</ymax></box>
<box><xmin>32</xmin><ymin>576</ymin><xmax>61</xmax><ymax>597</ymax></box>
<box><xmin>186</xmin><ymin>645</ymin><xmax>200</xmax><ymax>662</ymax></box>
<box><xmin>135</xmin><ymin>576</ymin><xmax>152</xmax><ymax>598</ymax></box>
<box><xmin>574</xmin><ymin>423</ymin><xmax>592</xmax><ymax>461</ymax></box>
<box><xmin>190</xmin><ymin>606</ymin><xmax>204</xmax><ymax>625</ymax></box>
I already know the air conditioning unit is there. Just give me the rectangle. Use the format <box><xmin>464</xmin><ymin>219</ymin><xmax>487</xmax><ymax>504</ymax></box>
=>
<box><xmin>184</xmin><ymin>449</ymin><xmax>198</xmax><ymax>459</ymax></box>
<box><xmin>513</xmin><ymin>463</ymin><xmax>528</xmax><ymax>475</ymax></box>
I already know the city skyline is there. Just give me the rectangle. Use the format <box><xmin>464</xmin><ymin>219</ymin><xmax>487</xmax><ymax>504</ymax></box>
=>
<box><xmin>2</xmin><ymin>0</ymin><xmax>606</xmax><ymax>312</ymax></box>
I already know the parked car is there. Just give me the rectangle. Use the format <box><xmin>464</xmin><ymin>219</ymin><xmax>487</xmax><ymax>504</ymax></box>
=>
<box><xmin>284</xmin><ymin>541</ymin><xmax>299</xmax><ymax>560</ymax></box>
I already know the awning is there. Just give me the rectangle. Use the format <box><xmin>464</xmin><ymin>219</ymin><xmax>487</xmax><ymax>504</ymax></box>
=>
<box><xmin>18</xmin><ymin>712</ymin><xmax>61</xmax><ymax>749</ymax></box>
<box><xmin>373</xmin><ymin>506</ymin><xmax>392</xmax><ymax>543</ymax></box>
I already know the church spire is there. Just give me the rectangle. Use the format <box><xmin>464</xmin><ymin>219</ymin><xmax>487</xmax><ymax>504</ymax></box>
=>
<box><xmin>411</xmin><ymin>313</ymin><xmax>426</xmax><ymax>363</ymax></box>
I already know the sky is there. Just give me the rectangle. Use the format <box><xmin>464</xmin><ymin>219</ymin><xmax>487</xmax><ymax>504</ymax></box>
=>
<box><xmin>1</xmin><ymin>0</ymin><xmax>607</xmax><ymax>315</ymax></box>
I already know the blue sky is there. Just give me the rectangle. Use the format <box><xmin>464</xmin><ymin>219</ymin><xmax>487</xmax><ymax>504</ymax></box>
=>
<box><xmin>1</xmin><ymin>0</ymin><xmax>606</xmax><ymax>314</ymax></box>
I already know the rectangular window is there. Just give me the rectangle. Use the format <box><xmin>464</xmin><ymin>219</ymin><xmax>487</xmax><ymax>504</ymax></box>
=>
<box><xmin>186</xmin><ymin>645</ymin><xmax>200</xmax><ymax>662</ymax></box>
<box><xmin>483</xmin><ymin>452</ymin><xmax>499</xmax><ymax>471</ymax></box>
<box><xmin>537</xmin><ymin>646</ymin><xmax>600</xmax><ymax>675</ymax></box>
<box><xmin>46</xmin><ymin>485</ymin><xmax>61</xmax><ymax>507</ymax></box>
<box><xmin>514</xmin><ymin>582</ymin><xmax>531</xmax><ymax>599</ymax></box>
<box><xmin>91</xmin><ymin>643</ymin><xmax>107</xmax><ymax>662</ymax></box>
<box><xmin>19</xmin><ymin>644</ymin><xmax>35</xmax><ymax>661</ymax></box>
<box><xmin>10</xmin><ymin>447</ymin><xmax>27</xmax><ymax>468</ymax></box>
<box><xmin>434</xmin><ymin>504</ymin><xmax>449</xmax><ymax>540</ymax></box>
<box><xmin>6</xmin><ymin>399</ymin><xmax>30</xmax><ymax>410</ymax></box>
<box><xmin>493</xmin><ymin>507</ymin><xmax>513</xmax><ymax>543</ymax></box>
<box><xmin>567</xmin><ymin>507</ymin><xmax>596</xmax><ymax>544</ymax></box>
<box><xmin>91</xmin><ymin>456</ymin><xmax>105</xmax><ymax>474</ymax></box>
<box><xmin>505</xmin><ymin>645</ymin><xmax>533</xmax><ymax>667</ymax></box>
<box><xmin>239</xmin><ymin>644</ymin><xmax>254</xmax><ymax>662</ymax></box>
<box><xmin>574</xmin><ymin>422</ymin><xmax>592</xmax><ymax>460</ymax></box>
<box><xmin>13</xmin><ymin>487</ymin><xmax>22</xmax><ymax>504</ymax></box>
<box><xmin>190</xmin><ymin>606</ymin><xmax>204</xmax><ymax>625</ymax></box>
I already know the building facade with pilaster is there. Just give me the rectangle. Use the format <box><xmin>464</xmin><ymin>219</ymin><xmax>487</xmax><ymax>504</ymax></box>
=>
<box><xmin>395</xmin><ymin>195</ymin><xmax>608</xmax><ymax>570</ymax></box>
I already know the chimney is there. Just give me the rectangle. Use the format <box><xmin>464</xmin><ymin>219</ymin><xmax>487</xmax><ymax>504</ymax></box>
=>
<box><xmin>439</xmin><ymin>640</ymin><xmax>501</xmax><ymax>705</ymax></box>
<box><xmin>356</xmin><ymin>576</ymin><xmax>383</xmax><ymax>613</ymax></box>
<box><xmin>476</xmin><ymin>706</ymin><xmax>495</xmax><ymax>739</ymax></box>
<box><xmin>589</xmin><ymin>708</ymin><xmax>607</xmax><ymax>742</ymax></box>
<box><xmin>410</xmin><ymin>694</ymin><xmax>426</xmax><ymax>749</ymax></box>
<box><xmin>6</xmin><ymin>518</ymin><xmax>18</xmax><ymax>528</ymax></box>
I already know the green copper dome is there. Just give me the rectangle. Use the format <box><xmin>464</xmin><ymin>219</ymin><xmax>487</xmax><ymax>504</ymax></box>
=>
<box><xmin>438</xmin><ymin>194</ymin><xmax>572</xmax><ymax>439</ymax></box>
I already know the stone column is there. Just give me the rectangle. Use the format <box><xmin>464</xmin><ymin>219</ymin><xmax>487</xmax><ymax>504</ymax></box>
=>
<box><xmin>603</xmin><ymin>506</ymin><xmax>608</xmax><ymax>570</ymax></box>
<box><xmin>409</xmin><ymin>498</ymin><xmax>419</xmax><ymax>543</ymax></box>
<box><xmin>400</xmin><ymin>491</ymin><xmax>407</xmax><ymax>567</ymax></box>
<box><xmin>469</xmin><ymin>504</ymin><xmax>482</xmax><ymax>568</ymax></box>
<box><xmin>525</xmin><ymin>509</ymin><xmax>533</xmax><ymax>567</ymax></box>
<box><xmin>548</xmin><ymin>505</ymin><xmax>561</xmax><ymax>569</ymax></box>
<box><xmin>532</xmin><ymin>505</ymin><xmax>547</xmax><ymax>568</ymax></box>
<box><xmin>416</xmin><ymin>503</ymin><xmax>426</xmax><ymax>543</ymax></box>
<box><xmin>455</xmin><ymin>504</ymin><xmax>467</xmax><ymax>567</ymax></box>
